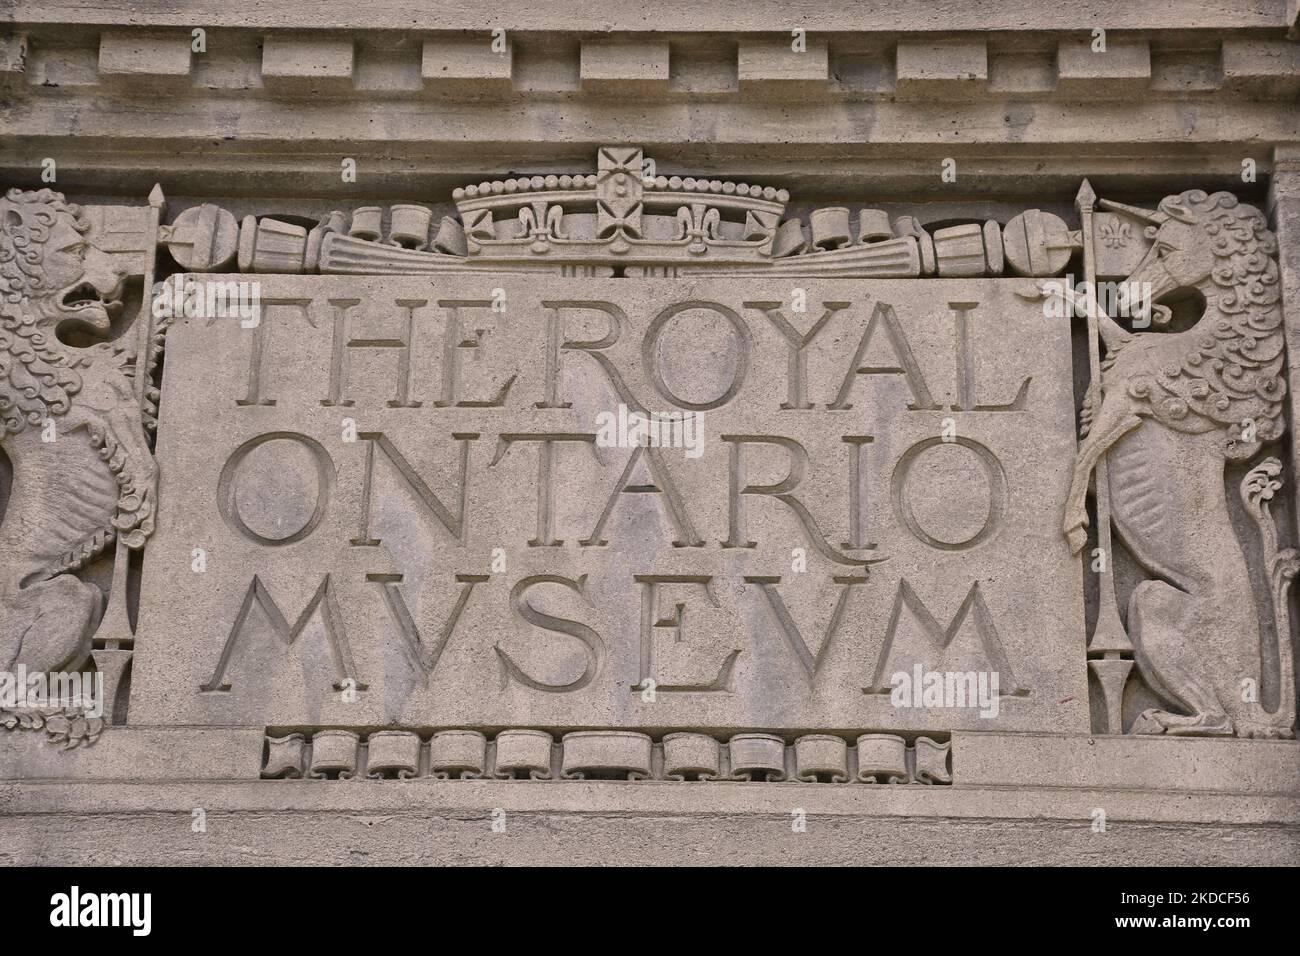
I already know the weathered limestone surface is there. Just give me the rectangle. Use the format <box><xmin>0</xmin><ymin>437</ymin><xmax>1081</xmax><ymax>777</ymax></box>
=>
<box><xmin>1</xmin><ymin>1</ymin><xmax>1298</xmax><ymax>866</ymax></box>
<box><xmin>3</xmin><ymin>781</ymin><xmax>1296</xmax><ymax>866</ymax></box>
<box><xmin>2</xmin><ymin>730</ymin><xmax>1296</xmax><ymax>865</ymax></box>
<box><xmin>129</xmin><ymin>277</ymin><xmax>1085</xmax><ymax>733</ymax></box>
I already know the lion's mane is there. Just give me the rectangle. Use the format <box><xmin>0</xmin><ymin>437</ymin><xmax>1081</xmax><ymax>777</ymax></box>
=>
<box><xmin>0</xmin><ymin>188</ymin><xmax>87</xmax><ymax>437</ymax></box>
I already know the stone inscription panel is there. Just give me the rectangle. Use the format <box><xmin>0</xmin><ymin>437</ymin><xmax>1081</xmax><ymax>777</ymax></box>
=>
<box><xmin>131</xmin><ymin>277</ymin><xmax>1088</xmax><ymax>732</ymax></box>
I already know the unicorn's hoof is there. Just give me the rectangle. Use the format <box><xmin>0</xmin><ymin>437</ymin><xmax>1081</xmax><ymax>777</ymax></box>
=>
<box><xmin>1064</xmin><ymin>524</ymin><xmax>1087</xmax><ymax>555</ymax></box>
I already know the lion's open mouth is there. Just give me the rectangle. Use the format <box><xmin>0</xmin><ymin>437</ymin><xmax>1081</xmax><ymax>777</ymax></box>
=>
<box><xmin>59</xmin><ymin>282</ymin><xmax>124</xmax><ymax>328</ymax></box>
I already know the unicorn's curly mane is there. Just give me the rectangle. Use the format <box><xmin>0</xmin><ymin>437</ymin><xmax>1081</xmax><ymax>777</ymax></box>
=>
<box><xmin>1122</xmin><ymin>190</ymin><xmax>1285</xmax><ymax>453</ymax></box>
<box><xmin>0</xmin><ymin>188</ymin><xmax>87</xmax><ymax>437</ymax></box>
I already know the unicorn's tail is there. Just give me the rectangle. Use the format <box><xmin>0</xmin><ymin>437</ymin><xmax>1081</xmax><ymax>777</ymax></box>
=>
<box><xmin>1240</xmin><ymin>458</ymin><xmax>1298</xmax><ymax>736</ymax></box>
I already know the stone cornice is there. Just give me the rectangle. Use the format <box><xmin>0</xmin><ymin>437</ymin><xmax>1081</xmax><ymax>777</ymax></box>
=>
<box><xmin>2</xmin><ymin>9</ymin><xmax>1297</xmax><ymax>197</ymax></box>
<box><xmin>4</xmin><ymin>0</ymin><xmax>1293</xmax><ymax>33</ymax></box>
<box><xmin>2</xmin><ymin>26</ymin><xmax>1297</xmax><ymax>101</ymax></box>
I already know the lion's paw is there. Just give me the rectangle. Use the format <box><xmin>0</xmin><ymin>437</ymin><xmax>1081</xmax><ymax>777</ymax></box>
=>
<box><xmin>1129</xmin><ymin>709</ymin><xmax>1168</xmax><ymax>735</ymax></box>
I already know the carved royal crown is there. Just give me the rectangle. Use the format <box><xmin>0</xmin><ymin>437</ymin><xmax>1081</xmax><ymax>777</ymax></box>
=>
<box><xmin>454</xmin><ymin>145</ymin><xmax>788</xmax><ymax>263</ymax></box>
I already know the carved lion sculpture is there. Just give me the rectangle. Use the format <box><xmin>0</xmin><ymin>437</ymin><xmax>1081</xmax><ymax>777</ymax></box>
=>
<box><xmin>0</xmin><ymin>187</ymin><xmax>161</xmax><ymax>675</ymax></box>
<box><xmin>1063</xmin><ymin>189</ymin><xmax>1295</xmax><ymax>738</ymax></box>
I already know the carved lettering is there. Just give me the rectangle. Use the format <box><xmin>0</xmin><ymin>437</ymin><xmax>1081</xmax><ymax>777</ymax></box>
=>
<box><xmin>368</xmin><ymin>572</ymin><xmax>488</xmax><ymax>680</ymax></box>
<box><xmin>634</xmin><ymin>574</ymin><xmax>739</xmax><ymax>693</ymax></box>
<box><xmin>865</xmin><ymin>579</ymin><xmax>1026</xmax><ymax>696</ymax></box>
<box><xmin>236</xmin><ymin>298</ymin><xmax>313</xmax><ymax>407</ymax></box>
<box><xmin>352</xmin><ymin>432</ymin><xmax>478</xmax><ymax>547</ymax></box>
<box><xmin>746</xmin><ymin>300</ymin><xmax>848</xmax><ymax>410</ymax></box>
<box><xmin>200</xmin><ymin>575</ymin><xmax>363</xmax><ymax>693</ymax></box>
<box><xmin>891</xmin><ymin>436</ymin><xmax>1008</xmax><ymax>550</ymax></box>
<box><xmin>830</xmin><ymin>301</ymin><xmax>941</xmax><ymax>411</ymax></box>
<box><xmin>435</xmin><ymin>299</ymin><xmax>517</xmax><ymax>407</ymax></box>
<box><xmin>323</xmin><ymin>298</ymin><xmax>424</xmax><ymax>408</ymax></box>
<box><xmin>498</xmin><ymin>574</ymin><xmax>605</xmax><ymax>692</ymax></box>
<box><xmin>489</xmin><ymin>433</ymin><xmax>604</xmax><ymax>546</ymax></box>
<box><xmin>949</xmin><ymin>301</ymin><xmax>1031</xmax><ymax>412</ymax></box>
<box><xmin>745</xmin><ymin>574</ymin><xmax>867</xmax><ymax>684</ymax></box>
<box><xmin>722</xmin><ymin>435</ymin><xmax>873</xmax><ymax>567</ymax></box>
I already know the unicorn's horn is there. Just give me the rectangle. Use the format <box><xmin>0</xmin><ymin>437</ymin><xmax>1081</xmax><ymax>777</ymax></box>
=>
<box><xmin>1098</xmin><ymin>198</ymin><xmax>1168</xmax><ymax>224</ymax></box>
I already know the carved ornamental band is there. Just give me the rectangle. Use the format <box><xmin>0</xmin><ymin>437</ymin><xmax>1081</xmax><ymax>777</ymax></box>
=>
<box><xmin>0</xmin><ymin>149</ymin><xmax>1294</xmax><ymax>760</ymax></box>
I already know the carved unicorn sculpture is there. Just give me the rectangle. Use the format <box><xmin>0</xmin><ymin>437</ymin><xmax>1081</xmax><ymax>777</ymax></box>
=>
<box><xmin>1063</xmin><ymin>189</ymin><xmax>1296</xmax><ymax>738</ymax></box>
<box><xmin>0</xmin><ymin>188</ymin><xmax>162</xmax><ymax>676</ymax></box>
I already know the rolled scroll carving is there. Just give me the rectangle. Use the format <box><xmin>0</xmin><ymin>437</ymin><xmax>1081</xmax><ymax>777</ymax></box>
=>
<box><xmin>913</xmin><ymin>736</ymin><xmax>954</xmax><ymax>785</ymax></box>
<box><xmin>365</xmin><ymin>730</ymin><xmax>421</xmax><ymax>780</ymax></box>
<box><xmin>560</xmin><ymin>731</ymin><xmax>654</xmax><ymax>780</ymax></box>
<box><xmin>855</xmin><ymin>734</ymin><xmax>910</xmax><ymax>784</ymax></box>
<box><xmin>258</xmin><ymin>728</ymin><xmax>955</xmax><ymax>784</ymax></box>
<box><xmin>262</xmin><ymin>733</ymin><xmax>306</xmax><ymax>779</ymax></box>
<box><xmin>309</xmin><ymin>729</ymin><xmax>361</xmax><ymax>779</ymax></box>
<box><xmin>662</xmin><ymin>732</ymin><xmax>722</xmax><ymax>781</ymax></box>
<box><xmin>727</xmin><ymin>733</ymin><xmax>789</xmax><ymax>782</ymax></box>
<box><xmin>492</xmin><ymin>729</ymin><xmax>555</xmax><ymax>780</ymax></box>
<box><xmin>793</xmin><ymin>734</ymin><xmax>851</xmax><ymax>783</ymax></box>
<box><xmin>429</xmin><ymin>729</ymin><xmax>488</xmax><ymax>779</ymax></box>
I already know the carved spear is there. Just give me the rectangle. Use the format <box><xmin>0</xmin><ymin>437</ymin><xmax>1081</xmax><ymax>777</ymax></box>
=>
<box><xmin>1075</xmin><ymin>179</ymin><xmax>1134</xmax><ymax>734</ymax></box>
<box><xmin>91</xmin><ymin>184</ymin><xmax>166</xmax><ymax>719</ymax></box>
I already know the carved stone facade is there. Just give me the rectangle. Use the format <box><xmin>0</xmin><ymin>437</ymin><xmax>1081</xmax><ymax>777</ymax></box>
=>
<box><xmin>1</xmin><ymin>1</ymin><xmax>1298</xmax><ymax>866</ymax></box>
